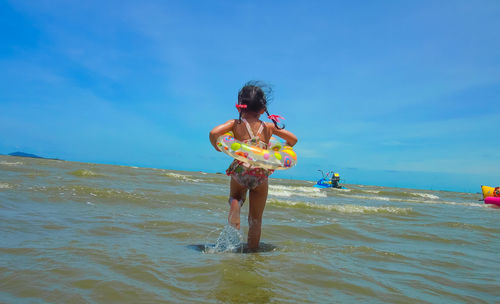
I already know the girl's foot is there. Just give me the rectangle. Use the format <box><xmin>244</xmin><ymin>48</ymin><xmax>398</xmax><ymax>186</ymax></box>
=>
<box><xmin>228</xmin><ymin>199</ymin><xmax>241</xmax><ymax>230</ymax></box>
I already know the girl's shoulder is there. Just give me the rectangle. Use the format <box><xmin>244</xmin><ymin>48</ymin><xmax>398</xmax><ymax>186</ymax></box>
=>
<box><xmin>263</xmin><ymin>121</ymin><xmax>276</xmax><ymax>137</ymax></box>
<box><xmin>264</xmin><ymin>121</ymin><xmax>276</xmax><ymax>131</ymax></box>
<box><xmin>227</xmin><ymin>119</ymin><xmax>237</xmax><ymax>129</ymax></box>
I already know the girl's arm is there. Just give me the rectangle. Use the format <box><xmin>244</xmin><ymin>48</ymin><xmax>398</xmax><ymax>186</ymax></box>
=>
<box><xmin>268</xmin><ymin>123</ymin><xmax>298</xmax><ymax>147</ymax></box>
<box><xmin>209</xmin><ymin>120</ymin><xmax>235</xmax><ymax>151</ymax></box>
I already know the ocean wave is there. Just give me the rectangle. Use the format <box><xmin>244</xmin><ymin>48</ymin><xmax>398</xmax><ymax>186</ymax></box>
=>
<box><xmin>0</xmin><ymin>161</ymin><xmax>23</xmax><ymax>166</ymax></box>
<box><xmin>0</xmin><ymin>183</ymin><xmax>11</xmax><ymax>189</ymax></box>
<box><xmin>348</xmin><ymin>188</ymin><xmax>441</xmax><ymax>200</ymax></box>
<box><xmin>423</xmin><ymin>221</ymin><xmax>500</xmax><ymax>233</ymax></box>
<box><xmin>268</xmin><ymin>185</ymin><xmax>327</xmax><ymax>198</ymax></box>
<box><xmin>34</xmin><ymin>184</ymin><xmax>150</xmax><ymax>203</ymax></box>
<box><xmin>337</xmin><ymin>193</ymin><xmax>480</xmax><ymax>207</ymax></box>
<box><xmin>337</xmin><ymin>193</ymin><xmax>392</xmax><ymax>201</ymax></box>
<box><xmin>410</xmin><ymin>192</ymin><xmax>439</xmax><ymax>200</ymax></box>
<box><xmin>330</xmin><ymin>187</ymin><xmax>351</xmax><ymax>192</ymax></box>
<box><xmin>362</xmin><ymin>190</ymin><xmax>380</xmax><ymax>194</ymax></box>
<box><xmin>68</xmin><ymin>169</ymin><xmax>103</xmax><ymax>178</ymax></box>
<box><xmin>268</xmin><ymin>199</ymin><xmax>414</xmax><ymax>215</ymax></box>
<box><xmin>341</xmin><ymin>245</ymin><xmax>408</xmax><ymax>260</ymax></box>
<box><xmin>162</xmin><ymin>172</ymin><xmax>201</xmax><ymax>183</ymax></box>
<box><xmin>376</xmin><ymin>190</ymin><xmax>440</xmax><ymax>200</ymax></box>
<box><xmin>404</xmin><ymin>199</ymin><xmax>484</xmax><ymax>208</ymax></box>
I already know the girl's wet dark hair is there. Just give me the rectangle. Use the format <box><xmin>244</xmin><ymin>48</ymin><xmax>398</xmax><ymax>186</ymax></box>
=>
<box><xmin>237</xmin><ymin>81</ymin><xmax>284</xmax><ymax>130</ymax></box>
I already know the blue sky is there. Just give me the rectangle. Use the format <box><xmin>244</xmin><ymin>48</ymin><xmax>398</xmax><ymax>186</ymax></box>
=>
<box><xmin>1</xmin><ymin>0</ymin><xmax>499</xmax><ymax>192</ymax></box>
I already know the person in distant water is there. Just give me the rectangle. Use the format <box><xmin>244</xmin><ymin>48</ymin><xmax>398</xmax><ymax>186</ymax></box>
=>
<box><xmin>331</xmin><ymin>173</ymin><xmax>340</xmax><ymax>188</ymax></box>
<box><xmin>209</xmin><ymin>81</ymin><xmax>298</xmax><ymax>250</ymax></box>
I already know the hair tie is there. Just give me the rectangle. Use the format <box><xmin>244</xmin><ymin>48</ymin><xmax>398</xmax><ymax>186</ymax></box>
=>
<box><xmin>268</xmin><ymin>114</ymin><xmax>284</xmax><ymax>123</ymax></box>
<box><xmin>235</xmin><ymin>104</ymin><xmax>247</xmax><ymax>109</ymax></box>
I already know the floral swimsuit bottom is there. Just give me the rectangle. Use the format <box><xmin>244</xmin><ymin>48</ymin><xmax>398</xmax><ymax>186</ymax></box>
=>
<box><xmin>226</xmin><ymin>160</ymin><xmax>273</xmax><ymax>190</ymax></box>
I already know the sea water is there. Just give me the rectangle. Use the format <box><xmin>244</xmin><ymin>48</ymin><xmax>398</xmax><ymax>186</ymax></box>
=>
<box><xmin>0</xmin><ymin>155</ymin><xmax>499</xmax><ymax>303</ymax></box>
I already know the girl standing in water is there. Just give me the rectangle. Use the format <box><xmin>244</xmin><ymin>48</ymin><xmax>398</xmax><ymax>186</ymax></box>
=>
<box><xmin>209</xmin><ymin>82</ymin><xmax>298</xmax><ymax>250</ymax></box>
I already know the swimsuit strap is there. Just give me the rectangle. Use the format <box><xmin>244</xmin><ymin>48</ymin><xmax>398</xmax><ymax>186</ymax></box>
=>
<box><xmin>241</xmin><ymin>118</ymin><xmax>255</xmax><ymax>138</ymax></box>
<box><xmin>241</xmin><ymin>118</ymin><xmax>267</xmax><ymax>148</ymax></box>
<box><xmin>256</xmin><ymin>122</ymin><xmax>264</xmax><ymax>136</ymax></box>
<box><xmin>241</xmin><ymin>118</ymin><xmax>265</xmax><ymax>138</ymax></box>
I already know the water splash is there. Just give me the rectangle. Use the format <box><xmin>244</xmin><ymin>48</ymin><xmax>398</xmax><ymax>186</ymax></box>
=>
<box><xmin>205</xmin><ymin>225</ymin><xmax>243</xmax><ymax>253</ymax></box>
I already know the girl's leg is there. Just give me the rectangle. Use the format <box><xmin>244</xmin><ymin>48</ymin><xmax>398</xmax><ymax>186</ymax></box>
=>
<box><xmin>247</xmin><ymin>179</ymin><xmax>268</xmax><ymax>250</ymax></box>
<box><xmin>229</xmin><ymin>177</ymin><xmax>247</xmax><ymax>230</ymax></box>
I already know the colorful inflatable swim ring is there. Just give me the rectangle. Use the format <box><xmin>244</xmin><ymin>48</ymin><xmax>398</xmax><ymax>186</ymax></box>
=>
<box><xmin>216</xmin><ymin>132</ymin><xmax>297</xmax><ymax>170</ymax></box>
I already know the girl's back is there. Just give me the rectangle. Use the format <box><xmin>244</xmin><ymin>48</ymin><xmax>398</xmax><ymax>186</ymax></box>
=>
<box><xmin>232</xmin><ymin>118</ymin><xmax>273</xmax><ymax>148</ymax></box>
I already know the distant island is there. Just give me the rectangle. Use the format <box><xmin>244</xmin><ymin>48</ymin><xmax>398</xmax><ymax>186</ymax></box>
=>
<box><xmin>9</xmin><ymin>151</ymin><xmax>43</xmax><ymax>158</ymax></box>
<box><xmin>7</xmin><ymin>151</ymin><xmax>63</xmax><ymax>161</ymax></box>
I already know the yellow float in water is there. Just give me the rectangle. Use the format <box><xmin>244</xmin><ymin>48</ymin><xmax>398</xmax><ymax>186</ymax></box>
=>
<box><xmin>481</xmin><ymin>185</ymin><xmax>500</xmax><ymax>199</ymax></box>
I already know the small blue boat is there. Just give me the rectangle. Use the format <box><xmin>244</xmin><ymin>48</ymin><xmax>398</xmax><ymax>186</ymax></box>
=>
<box><xmin>313</xmin><ymin>170</ymin><xmax>346</xmax><ymax>189</ymax></box>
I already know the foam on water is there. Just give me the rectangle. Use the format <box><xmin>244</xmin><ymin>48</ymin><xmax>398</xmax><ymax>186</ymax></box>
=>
<box><xmin>68</xmin><ymin>169</ymin><xmax>101</xmax><ymax>177</ymax></box>
<box><xmin>162</xmin><ymin>172</ymin><xmax>201</xmax><ymax>183</ymax></box>
<box><xmin>0</xmin><ymin>183</ymin><xmax>12</xmax><ymax>189</ymax></box>
<box><xmin>410</xmin><ymin>192</ymin><xmax>440</xmax><ymax>200</ymax></box>
<box><xmin>362</xmin><ymin>190</ymin><xmax>380</xmax><ymax>194</ymax></box>
<box><xmin>338</xmin><ymin>193</ymin><xmax>392</xmax><ymax>201</ymax></box>
<box><xmin>268</xmin><ymin>185</ymin><xmax>327</xmax><ymax>198</ymax></box>
<box><xmin>0</xmin><ymin>161</ymin><xmax>23</xmax><ymax>166</ymax></box>
<box><xmin>268</xmin><ymin>199</ymin><xmax>414</xmax><ymax>215</ymax></box>
<box><xmin>349</xmin><ymin>188</ymin><xmax>441</xmax><ymax>200</ymax></box>
<box><xmin>330</xmin><ymin>187</ymin><xmax>351</xmax><ymax>192</ymax></box>
<box><xmin>337</xmin><ymin>191</ymin><xmax>482</xmax><ymax>208</ymax></box>
<box><xmin>405</xmin><ymin>199</ymin><xmax>485</xmax><ymax>208</ymax></box>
